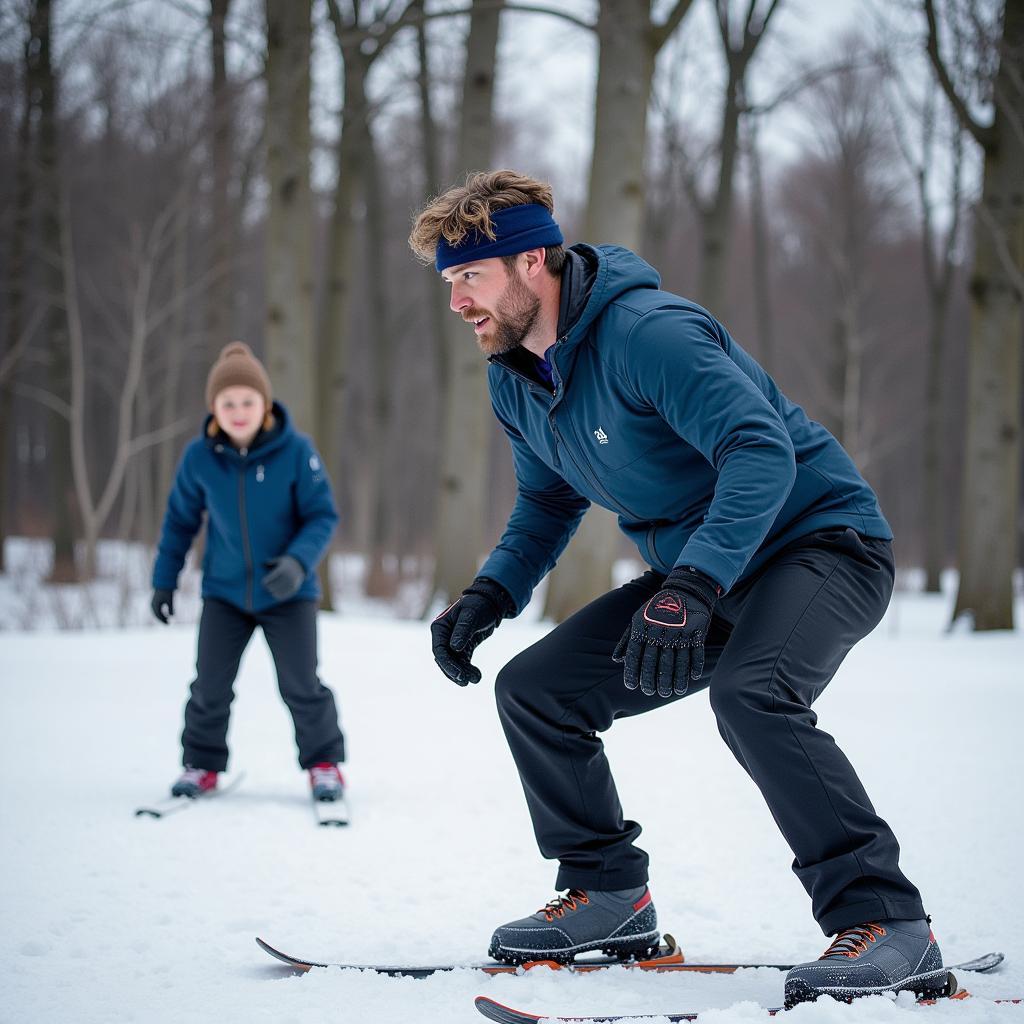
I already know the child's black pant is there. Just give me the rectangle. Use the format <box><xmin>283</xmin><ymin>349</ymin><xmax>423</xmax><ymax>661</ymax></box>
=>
<box><xmin>182</xmin><ymin>597</ymin><xmax>345</xmax><ymax>771</ymax></box>
<box><xmin>495</xmin><ymin>527</ymin><xmax>926</xmax><ymax>936</ymax></box>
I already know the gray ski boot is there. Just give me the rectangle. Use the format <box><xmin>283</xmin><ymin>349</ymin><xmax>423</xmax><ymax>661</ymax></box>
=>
<box><xmin>785</xmin><ymin>918</ymin><xmax>950</xmax><ymax>1007</ymax></box>
<box><xmin>488</xmin><ymin>886</ymin><xmax>659</xmax><ymax>965</ymax></box>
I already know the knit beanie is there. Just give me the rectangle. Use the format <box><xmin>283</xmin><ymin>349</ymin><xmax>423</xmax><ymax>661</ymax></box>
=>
<box><xmin>205</xmin><ymin>341</ymin><xmax>272</xmax><ymax>410</ymax></box>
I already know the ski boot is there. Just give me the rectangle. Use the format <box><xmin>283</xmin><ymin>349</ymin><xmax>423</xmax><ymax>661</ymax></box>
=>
<box><xmin>309</xmin><ymin>762</ymin><xmax>345</xmax><ymax>801</ymax></box>
<box><xmin>785</xmin><ymin>918</ymin><xmax>950</xmax><ymax>1007</ymax></box>
<box><xmin>489</xmin><ymin>886</ymin><xmax>659</xmax><ymax>965</ymax></box>
<box><xmin>171</xmin><ymin>766</ymin><xmax>218</xmax><ymax>798</ymax></box>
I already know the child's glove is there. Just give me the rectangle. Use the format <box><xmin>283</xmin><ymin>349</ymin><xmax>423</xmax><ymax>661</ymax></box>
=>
<box><xmin>151</xmin><ymin>589</ymin><xmax>175</xmax><ymax>624</ymax></box>
<box><xmin>261</xmin><ymin>556</ymin><xmax>306</xmax><ymax>601</ymax></box>
<box><xmin>430</xmin><ymin>577</ymin><xmax>515</xmax><ymax>686</ymax></box>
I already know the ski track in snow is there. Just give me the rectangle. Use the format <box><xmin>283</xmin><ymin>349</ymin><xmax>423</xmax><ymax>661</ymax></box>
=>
<box><xmin>1</xmin><ymin>592</ymin><xmax>1022</xmax><ymax>1023</ymax></box>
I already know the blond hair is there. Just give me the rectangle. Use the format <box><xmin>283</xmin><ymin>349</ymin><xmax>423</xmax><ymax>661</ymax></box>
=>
<box><xmin>409</xmin><ymin>169</ymin><xmax>565</xmax><ymax>273</ymax></box>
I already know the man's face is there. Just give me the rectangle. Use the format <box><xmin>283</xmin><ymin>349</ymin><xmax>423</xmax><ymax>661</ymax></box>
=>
<box><xmin>443</xmin><ymin>256</ymin><xmax>541</xmax><ymax>356</ymax></box>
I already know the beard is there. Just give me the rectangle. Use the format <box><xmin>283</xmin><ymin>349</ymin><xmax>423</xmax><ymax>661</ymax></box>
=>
<box><xmin>467</xmin><ymin>271</ymin><xmax>542</xmax><ymax>357</ymax></box>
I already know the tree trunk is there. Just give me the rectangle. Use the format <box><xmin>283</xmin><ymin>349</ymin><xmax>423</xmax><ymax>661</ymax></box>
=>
<box><xmin>922</xmin><ymin>284</ymin><xmax>951</xmax><ymax>592</ymax></box>
<box><xmin>264</xmin><ymin>0</ymin><xmax>315</xmax><ymax>431</ymax></box>
<box><xmin>696</xmin><ymin>3</ymin><xmax>782</xmax><ymax>318</ymax></box>
<box><xmin>362</xmin><ymin>123</ymin><xmax>396</xmax><ymax>598</ymax></box>
<box><xmin>207</xmin><ymin>0</ymin><xmax>234</xmax><ymax>351</ymax></box>
<box><xmin>33</xmin><ymin>0</ymin><xmax>77</xmax><ymax>582</ymax></box>
<box><xmin>0</xmin><ymin>21</ymin><xmax>37</xmax><ymax>573</ymax></box>
<box><xmin>430</xmin><ymin>0</ymin><xmax>504</xmax><ymax>608</ymax></box>
<box><xmin>158</xmin><ymin>195</ymin><xmax>191</xmax><ymax>537</ymax></box>
<box><xmin>697</xmin><ymin>58</ymin><xmax>744</xmax><ymax>316</ymax></box>
<box><xmin>414</xmin><ymin>0</ymin><xmax>451</xmax><ymax>412</ymax></box>
<box><xmin>747</xmin><ymin>117</ymin><xmax>775</xmax><ymax>373</ymax></box>
<box><xmin>582</xmin><ymin>0</ymin><xmax>655</xmax><ymax>248</ymax></box>
<box><xmin>950</xmin><ymin>1</ymin><xmax>1023</xmax><ymax>630</ymax></box>
<box><xmin>316</xmin><ymin>45</ymin><xmax>370</xmax><ymax>610</ymax></box>
<box><xmin>545</xmin><ymin>0</ymin><xmax>659</xmax><ymax>622</ymax></box>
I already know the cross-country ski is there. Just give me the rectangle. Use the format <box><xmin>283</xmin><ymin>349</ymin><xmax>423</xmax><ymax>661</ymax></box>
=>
<box><xmin>473</xmin><ymin>989</ymin><xmax>1024</xmax><ymax>1024</ymax></box>
<box><xmin>254</xmin><ymin>935</ymin><xmax>1003</xmax><ymax>978</ymax></box>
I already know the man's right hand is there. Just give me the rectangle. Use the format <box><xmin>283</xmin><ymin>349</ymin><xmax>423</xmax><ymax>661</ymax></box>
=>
<box><xmin>430</xmin><ymin>577</ymin><xmax>515</xmax><ymax>686</ymax></box>
<box><xmin>151</xmin><ymin>588</ymin><xmax>175</xmax><ymax>624</ymax></box>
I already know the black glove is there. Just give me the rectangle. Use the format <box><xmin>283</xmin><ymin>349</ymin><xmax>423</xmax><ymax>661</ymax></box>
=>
<box><xmin>431</xmin><ymin>577</ymin><xmax>516</xmax><ymax>686</ymax></box>
<box><xmin>612</xmin><ymin>567</ymin><xmax>720</xmax><ymax>698</ymax></box>
<box><xmin>151</xmin><ymin>588</ymin><xmax>175</xmax><ymax>624</ymax></box>
<box><xmin>261</xmin><ymin>555</ymin><xmax>306</xmax><ymax>601</ymax></box>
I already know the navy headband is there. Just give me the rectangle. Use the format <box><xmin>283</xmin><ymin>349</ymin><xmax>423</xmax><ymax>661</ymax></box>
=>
<box><xmin>435</xmin><ymin>203</ymin><xmax>564</xmax><ymax>272</ymax></box>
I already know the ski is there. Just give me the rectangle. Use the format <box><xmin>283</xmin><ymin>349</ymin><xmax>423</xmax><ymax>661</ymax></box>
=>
<box><xmin>134</xmin><ymin>772</ymin><xmax>245</xmax><ymax>818</ymax></box>
<box><xmin>255</xmin><ymin>935</ymin><xmax>1003</xmax><ymax>978</ymax></box>
<box><xmin>256</xmin><ymin>934</ymin><xmax>687</xmax><ymax>976</ymax></box>
<box><xmin>313</xmin><ymin>793</ymin><xmax>350</xmax><ymax>827</ymax></box>
<box><xmin>474</xmin><ymin>987</ymin><xmax>1022</xmax><ymax>1024</ymax></box>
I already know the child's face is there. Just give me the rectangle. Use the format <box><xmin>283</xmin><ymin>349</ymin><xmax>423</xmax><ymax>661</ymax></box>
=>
<box><xmin>213</xmin><ymin>386</ymin><xmax>266</xmax><ymax>446</ymax></box>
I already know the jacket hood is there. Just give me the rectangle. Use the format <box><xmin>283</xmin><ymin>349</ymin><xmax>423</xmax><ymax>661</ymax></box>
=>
<box><xmin>559</xmin><ymin>244</ymin><xmax>661</xmax><ymax>351</ymax></box>
<box><xmin>202</xmin><ymin>399</ymin><xmax>294</xmax><ymax>457</ymax></box>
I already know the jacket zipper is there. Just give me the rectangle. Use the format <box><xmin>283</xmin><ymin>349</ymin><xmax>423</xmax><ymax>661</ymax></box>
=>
<box><xmin>546</xmin><ymin>346</ymin><xmax>643</xmax><ymax>521</ymax></box>
<box><xmin>237</xmin><ymin>447</ymin><xmax>254</xmax><ymax>610</ymax></box>
<box><xmin>494</xmin><ymin>345</ymin><xmax>645</xmax><ymax>521</ymax></box>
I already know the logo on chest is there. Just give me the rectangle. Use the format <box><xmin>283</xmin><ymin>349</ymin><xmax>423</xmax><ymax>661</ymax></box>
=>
<box><xmin>593</xmin><ymin>426</ymin><xmax>609</xmax><ymax>445</ymax></box>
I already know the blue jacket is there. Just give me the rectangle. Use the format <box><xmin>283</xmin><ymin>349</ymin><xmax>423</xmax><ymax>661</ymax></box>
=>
<box><xmin>152</xmin><ymin>402</ymin><xmax>338</xmax><ymax>611</ymax></box>
<box><xmin>478</xmin><ymin>245</ymin><xmax>892</xmax><ymax>613</ymax></box>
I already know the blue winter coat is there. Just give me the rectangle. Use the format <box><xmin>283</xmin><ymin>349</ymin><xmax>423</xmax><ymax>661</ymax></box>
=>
<box><xmin>152</xmin><ymin>402</ymin><xmax>338</xmax><ymax>612</ymax></box>
<box><xmin>478</xmin><ymin>245</ymin><xmax>892</xmax><ymax>613</ymax></box>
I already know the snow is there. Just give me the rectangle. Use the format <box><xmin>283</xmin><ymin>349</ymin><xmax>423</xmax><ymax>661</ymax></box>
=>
<box><xmin>1</xmin><ymin>585</ymin><xmax>1022</xmax><ymax>1023</ymax></box>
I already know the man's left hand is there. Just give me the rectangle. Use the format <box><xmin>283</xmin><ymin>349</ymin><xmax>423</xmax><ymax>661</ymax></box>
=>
<box><xmin>613</xmin><ymin>567</ymin><xmax>720</xmax><ymax>698</ymax></box>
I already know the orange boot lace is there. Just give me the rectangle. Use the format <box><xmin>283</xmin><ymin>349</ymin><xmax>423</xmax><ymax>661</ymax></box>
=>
<box><xmin>820</xmin><ymin>923</ymin><xmax>887</xmax><ymax>960</ymax></box>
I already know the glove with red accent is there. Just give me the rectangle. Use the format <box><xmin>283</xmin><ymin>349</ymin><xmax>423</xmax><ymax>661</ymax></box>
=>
<box><xmin>612</xmin><ymin>567</ymin><xmax>720</xmax><ymax>698</ymax></box>
<box><xmin>431</xmin><ymin>577</ymin><xmax>516</xmax><ymax>686</ymax></box>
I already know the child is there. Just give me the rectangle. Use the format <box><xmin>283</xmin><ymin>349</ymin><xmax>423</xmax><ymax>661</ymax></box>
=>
<box><xmin>151</xmin><ymin>341</ymin><xmax>346</xmax><ymax>803</ymax></box>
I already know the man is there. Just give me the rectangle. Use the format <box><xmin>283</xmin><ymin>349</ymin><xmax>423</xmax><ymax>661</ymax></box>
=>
<box><xmin>411</xmin><ymin>170</ymin><xmax>945</xmax><ymax>1008</ymax></box>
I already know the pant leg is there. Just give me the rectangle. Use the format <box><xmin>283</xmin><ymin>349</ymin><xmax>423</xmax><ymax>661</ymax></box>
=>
<box><xmin>495</xmin><ymin>571</ymin><xmax>731</xmax><ymax>892</ymax></box>
<box><xmin>709</xmin><ymin>527</ymin><xmax>926</xmax><ymax>934</ymax></box>
<box><xmin>259</xmin><ymin>599</ymin><xmax>345</xmax><ymax>768</ymax></box>
<box><xmin>182</xmin><ymin>598</ymin><xmax>256</xmax><ymax>771</ymax></box>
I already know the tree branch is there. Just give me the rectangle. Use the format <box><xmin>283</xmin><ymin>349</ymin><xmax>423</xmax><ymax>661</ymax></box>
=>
<box><xmin>127</xmin><ymin>417</ymin><xmax>195</xmax><ymax>457</ymax></box>
<box><xmin>13</xmin><ymin>382</ymin><xmax>71</xmax><ymax>419</ymax></box>
<box><xmin>651</xmin><ymin>0</ymin><xmax>698</xmax><ymax>54</ymax></box>
<box><xmin>0</xmin><ymin>306</ymin><xmax>45</xmax><ymax>387</ymax></box>
<box><xmin>922</xmin><ymin>0</ymin><xmax>995</xmax><ymax>149</ymax></box>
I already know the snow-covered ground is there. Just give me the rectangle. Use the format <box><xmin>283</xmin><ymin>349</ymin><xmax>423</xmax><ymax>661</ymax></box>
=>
<box><xmin>2</xmin><ymin>588</ymin><xmax>1022</xmax><ymax>1023</ymax></box>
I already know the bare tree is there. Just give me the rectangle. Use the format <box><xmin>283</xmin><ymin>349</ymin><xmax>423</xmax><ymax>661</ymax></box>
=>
<box><xmin>782</xmin><ymin>52</ymin><xmax>904</xmax><ymax>463</ymax></box>
<box><xmin>429</xmin><ymin>0</ymin><xmax>506</xmax><ymax>609</ymax></box>
<box><xmin>746</xmin><ymin>114</ymin><xmax>776</xmax><ymax>373</ymax></box>
<box><xmin>889</xmin><ymin>75</ymin><xmax>967</xmax><ymax>592</ymax></box>
<box><xmin>544</xmin><ymin>0</ymin><xmax>698</xmax><ymax>623</ymax></box>
<box><xmin>0</xmin><ymin>9</ymin><xmax>37</xmax><ymax>573</ymax></box>
<box><xmin>696</xmin><ymin>0</ymin><xmax>782</xmax><ymax>318</ymax></box>
<box><xmin>923</xmin><ymin>0</ymin><xmax>1022</xmax><ymax>630</ymax></box>
<box><xmin>264</xmin><ymin>0</ymin><xmax>315</xmax><ymax>431</ymax></box>
<box><xmin>58</xmin><ymin>192</ymin><xmax>196</xmax><ymax>579</ymax></box>
<box><xmin>28</xmin><ymin>0</ymin><xmax>77</xmax><ymax>581</ymax></box>
<box><xmin>207</xmin><ymin>0</ymin><xmax>234</xmax><ymax>351</ymax></box>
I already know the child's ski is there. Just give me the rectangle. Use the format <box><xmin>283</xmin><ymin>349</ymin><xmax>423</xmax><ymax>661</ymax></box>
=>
<box><xmin>134</xmin><ymin>772</ymin><xmax>245</xmax><ymax>818</ymax></box>
<box><xmin>313</xmin><ymin>793</ymin><xmax>350</xmax><ymax>827</ymax></box>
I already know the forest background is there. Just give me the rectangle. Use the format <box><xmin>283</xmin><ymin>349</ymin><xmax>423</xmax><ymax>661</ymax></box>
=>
<box><xmin>0</xmin><ymin>0</ymin><xmax>1020</xmax><ymax>631</ymax></box>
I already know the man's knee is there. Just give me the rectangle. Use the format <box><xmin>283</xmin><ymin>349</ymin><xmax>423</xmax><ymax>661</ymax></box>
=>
<box><xmin>708</xmin><ymin>672</ymin><xmax>770</xmax><ymax>732</ymax></box>
<box><xmin>494</xmin><ymin>648</ymin><xmax>541</xmax><ymax>714</ymax></box>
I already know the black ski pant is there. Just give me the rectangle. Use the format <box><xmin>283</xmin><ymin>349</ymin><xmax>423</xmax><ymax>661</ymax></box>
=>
<box><xmin>494</xmin><ymin>527</ymin><xmax>926</xmax><ymax>935</ymax></box>
<box><xmin>181</xmin><ymin>597</ymin><xmax>345</xmax><ymax>772</ymax></box>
